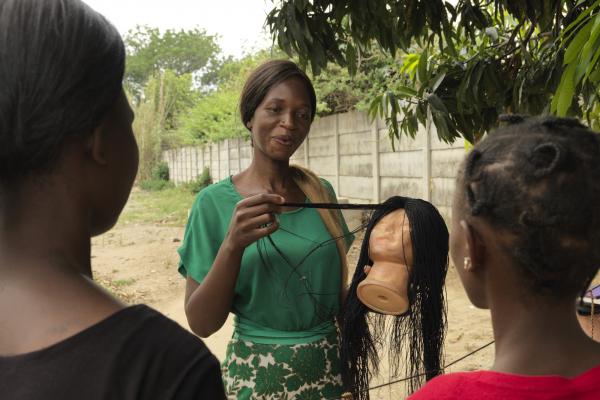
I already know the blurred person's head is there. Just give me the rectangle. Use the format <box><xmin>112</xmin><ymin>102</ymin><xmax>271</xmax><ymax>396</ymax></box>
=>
<box><xmin>0</xmin><ymin>0</ymin><xmax>137</xmax><ymax>235</ymax></box>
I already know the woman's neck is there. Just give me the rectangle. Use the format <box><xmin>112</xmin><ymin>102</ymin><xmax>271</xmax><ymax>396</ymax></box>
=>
<box><xmin>489</xmin><ymin>296</ymin><xmax>600</xmax><ymax>377</ymax></box>
<box><xmin>245</xmin><ymin>153</ymin><xmax>294</xmax><ymax>192</ymax></box>
<box><xmin>0</xmin><ymin>184</ymin><xmax>92</xmax><ymax>278</ymax></box>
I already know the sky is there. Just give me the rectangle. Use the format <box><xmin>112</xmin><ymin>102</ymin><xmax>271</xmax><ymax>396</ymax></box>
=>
<box><xmin>84</xmin><ymin>0</ymin><xmax>275</xmax><ymax>58</ymax></box>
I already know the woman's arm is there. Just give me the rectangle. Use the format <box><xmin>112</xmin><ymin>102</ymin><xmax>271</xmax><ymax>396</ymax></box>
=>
<box><xmin>184</xmin><ymin>193</ymin><xmax>284</xmax><ymax>337</ymax></box>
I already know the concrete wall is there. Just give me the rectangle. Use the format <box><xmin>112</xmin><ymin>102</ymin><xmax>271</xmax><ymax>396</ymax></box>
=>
<box><xmin>163</xmin><ymin>110</ymin><xmax>466</xmax><ymax>224</ymax></box>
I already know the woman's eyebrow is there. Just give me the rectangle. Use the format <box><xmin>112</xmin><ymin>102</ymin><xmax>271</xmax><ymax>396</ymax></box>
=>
<box><xmin>266</xmin><ymin>97</ymin><xmax>309</xmax><ymax>107</ymax></box>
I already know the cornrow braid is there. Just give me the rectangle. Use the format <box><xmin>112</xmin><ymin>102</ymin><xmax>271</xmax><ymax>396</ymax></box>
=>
<box><xmin>460</xmin><ymin>115</ymin><xmax>600</xmax><ymax>297</ymax></box>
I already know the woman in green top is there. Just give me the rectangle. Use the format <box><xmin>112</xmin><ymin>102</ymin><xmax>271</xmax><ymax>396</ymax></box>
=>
<box><xmin>179</xmin><ymin>60</ymin><xmax>354</xmax><ymax>399</ymax></box>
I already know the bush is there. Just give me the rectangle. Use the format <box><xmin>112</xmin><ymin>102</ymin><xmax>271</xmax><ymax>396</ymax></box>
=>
<box><xmin>152</xmin><ymin>161</ymin><xmax>170</xmax><ymax>181</ymax></box>
<box><xmin>139</xmin><ymin>179</ymin><xmax>175</xmax><ymax>192</ymax></box>
<box><xmin>183</xmin><ymin>166</ymin><xmax>212</xmax><ymax>194</ymax></box>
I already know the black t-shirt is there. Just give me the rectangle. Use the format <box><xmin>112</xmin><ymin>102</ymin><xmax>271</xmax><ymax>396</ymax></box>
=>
<box><xmin>0</xmin><ymin>305</ymin><xmax>226</xmax><ymax>399</ymax></box>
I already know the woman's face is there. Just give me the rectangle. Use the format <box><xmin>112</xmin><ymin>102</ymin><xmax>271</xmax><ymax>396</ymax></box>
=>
<box><xmin>247</xmin><ymin>77</ymin><xmax>312</xmax><ymax>162</ymax></box>
<box><xmin>89</xmin><ymin>90</ymin><xmax>139</xmax><ymax>236</ymax></box>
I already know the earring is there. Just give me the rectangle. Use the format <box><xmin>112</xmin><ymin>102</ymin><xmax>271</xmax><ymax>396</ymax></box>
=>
<box><xmin>463</xmin><ymin>256</ymin><xmax>473</xmax><ymax>271</ymax></box>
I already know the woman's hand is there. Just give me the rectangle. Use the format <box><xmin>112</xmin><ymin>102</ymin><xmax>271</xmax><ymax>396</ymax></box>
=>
<box><xmin>223</xmin><ymin>193</ymin><xmax>285</xmax><ymax>251</ymax></box>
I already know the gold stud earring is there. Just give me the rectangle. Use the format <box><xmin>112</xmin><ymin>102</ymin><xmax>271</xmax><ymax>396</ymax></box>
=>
<box><xmin>463</xmin><ymin>256</ymin><xmax>473</xmax><ymax>271</ymax></box>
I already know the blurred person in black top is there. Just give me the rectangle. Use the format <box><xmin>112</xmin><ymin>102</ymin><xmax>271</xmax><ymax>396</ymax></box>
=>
<box><xmin>0</xmin><ymin>0</ymin><xmax>224</xmax><ymax>398</ymax></box>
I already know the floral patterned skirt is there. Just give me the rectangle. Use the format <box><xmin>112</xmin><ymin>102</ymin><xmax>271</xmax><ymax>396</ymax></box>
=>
<box><xmin>221</xmin><ymin>332</ymin><xmax>344</xmax><ymax>399</ymax></box>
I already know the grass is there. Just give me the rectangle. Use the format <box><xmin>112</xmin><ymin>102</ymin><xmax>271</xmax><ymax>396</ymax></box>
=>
<box><xmin>119</xmin><ymin>186</ymin><xmax>197</xmax><ymax>227</ymax></box>
<box><xmin>112</xmin><ymin>278</ymin><xmax>136</xmax><ymax>287</ymax></box>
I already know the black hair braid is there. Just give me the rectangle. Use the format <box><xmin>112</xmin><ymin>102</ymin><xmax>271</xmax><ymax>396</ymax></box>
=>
<box><xmin>340</xmin><ymin>196</ymin><xmax>448</xmax><ymax>398</ymax></box>
<box><xmin>405</xmin><ymin>198</ymin><xmax>448</xmax><ymax>384</ymax></box>
<box><xmin>462</xmin><ymin>115</ymin><xmax>600</xmax><ymax>297</ymax></box>
<box><xmin>498</xmin><ymin>113</ymin><xmax>527</xmax><ymax>125</ymax></box>
<box><xmin>339</xmin><ymin>201</ymin><xmax>392</xmax><ymax>399</ymax></box>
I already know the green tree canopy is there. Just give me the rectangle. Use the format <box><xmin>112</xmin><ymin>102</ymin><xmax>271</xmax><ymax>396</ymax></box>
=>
<box><xmin>174</xmin><ymin>48</ymin><xmax>389</xmax><ymax>143</ymax></box>
<box><xmin>124</xmin><ymin>26</ymin><xmax>221</xmax><ymax>96</ymax></box>
<box><xmin>175</xmin><ymin>51</ymin><xmax>281</xmax><ymax>143</ymax></box>
<box><xmin>266</xmin><ymin>1</ymin><xmax>600</xmax><ymax>143</ymax></box>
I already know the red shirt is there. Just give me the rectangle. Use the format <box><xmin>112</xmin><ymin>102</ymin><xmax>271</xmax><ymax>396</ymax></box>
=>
<box><xmin>409</xmin><ymin>365</ymin><xmax>600</xmax><ymax>400</ymax></box>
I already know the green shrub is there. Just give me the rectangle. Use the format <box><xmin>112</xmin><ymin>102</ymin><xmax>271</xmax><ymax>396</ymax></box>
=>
<box><xmin>152</xmin><ymin>161</ymin><xmax>170</xmax><ymax>181</ymax></box>
<box><xmin>139</xmin><ymin>179</ymin><xmax>175</xmax><ymax>192</ymax></box>
<box><xmin>183</xmin><ymin>166</ymin><xmax>212</xmax><ymax>194</ymax></box>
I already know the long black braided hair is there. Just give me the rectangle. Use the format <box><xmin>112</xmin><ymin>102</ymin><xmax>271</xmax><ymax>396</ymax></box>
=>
<box><xmin>339</xmin><ymin>196</ymin><xmax>449</xmax><ymax>398</ymax></box>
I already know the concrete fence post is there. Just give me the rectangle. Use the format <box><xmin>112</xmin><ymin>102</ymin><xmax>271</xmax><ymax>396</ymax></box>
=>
<box><xmin>186</xmin><ymin>147</ymin><xmax>190</xmax><ymax>182</ymax></box>
<box><xmin>237</xmin><ymin>138</ymin><xmax>242</xmax><ymax>173</ymax></box>
<box><xmin>225</xmin><ymin>139</ymin><xmax>230</xmax><ymax>177</ymax></box>
<box><xmin>372</xmin><ymin>118</ymin><xmax>380</xmax><ymax>204</ymax></box>
<box><xmin>216</xmin><ymin>141</ymin><xmax>220</xmax><ymax>181</ymax></box>
<box><xmin>180</xmin><ymin>147</ymin><xmax>184</xmax><ymax>183</ymax></box>
<box><xmin>334</xmin><ymin>114</ymin><xmax>340</xmax><ymax>194</ymax></box>
<box><xmin>196</xmin><ymin>146</ymin><xmax>199</xmax><ymax>174</ymax></box>
<box><xmin>200</xmin><ymin>146</ymin><xmax>204</xmax><ymax>175</ymax></box>
<box><xmin>424</xmin><ymin>109</ymin><xmax>433</xmax><ymax>202</ymax></box>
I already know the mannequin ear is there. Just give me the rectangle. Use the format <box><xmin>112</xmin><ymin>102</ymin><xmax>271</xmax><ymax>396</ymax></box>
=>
<box><xmin>459</xmin><ymin>220</ymin><xmax>485</xmax><ymax>270</ymax></box>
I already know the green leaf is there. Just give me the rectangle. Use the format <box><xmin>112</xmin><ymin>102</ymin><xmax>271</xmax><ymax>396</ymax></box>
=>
<box><xmin>552</xmin><ymin>62</ymin><xmax>577</xmax><ymax>116</ymax></box>
<box><xmin>368</xmin><ymin>95</ymin><xmax>381</xmax><ymax>120</ymax></box>
<box><xmin>417</xmin><ymin>48</ymin><xmax>429</xmax><ymax>82</ymax></box>
<box><xmin>432</xmin><ymin>111</ymin><xmax>450</xmax><ymax>141</ymax></box>
<box><xmin>581</xmin><ymin>15</ymin><xmax>600</xmax><ymax>81</ymax></box>
<box><xmin>396</xmin><ymin>85</ymin><xmax>418</xmax><ymax>97</ymax></box>
<box><xmin>426</xmin><ymin>93</ymin><xmax>449</xmax><ymax>114</ymax></box>
<box><xmin>564</xmin><ymin>21</ymin><xmax>593</xmax><ymax>65</ymax></box>
<box><xmin>346</xmin><ymin>43</ymin><xmax>357</xmax><ymax>76</ymax></box>
<box><xmin>431</xmin><ymin>72</ymin><xmax>446</xmax><ymax>92</ymax></box>
<box><xmin>589</xmin><ymin>66</ymin><xmax>600</xmax><ymax>83</ymax></box>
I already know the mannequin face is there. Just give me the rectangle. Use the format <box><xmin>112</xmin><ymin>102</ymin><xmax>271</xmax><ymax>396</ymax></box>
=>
<box><xmin>357</xmin><ymin>209</ymin><xmax>414</xmax><ymax>315</ymax></box>
<box><xmin>369</xmin><ymin>209</ymin><xmax>413</xmax><ymax>267</ymax></box>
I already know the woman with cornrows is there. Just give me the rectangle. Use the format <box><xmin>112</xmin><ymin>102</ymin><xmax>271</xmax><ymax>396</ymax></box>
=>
<box><xmin>411</xmin><ymin>115</ymin><xmax>600</xmax><ymax>399</ymax></box>
<box><xmin>179</xmin><ymin>60</ymin><xmax>354</xmax><ymax>399</ymax></box>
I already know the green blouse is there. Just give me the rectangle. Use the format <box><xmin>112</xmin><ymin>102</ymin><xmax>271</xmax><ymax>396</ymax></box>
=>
<box><xmin>178</xmin><ymin>176</ymin><xmax>354</xmax><ymax>345</ymax></box>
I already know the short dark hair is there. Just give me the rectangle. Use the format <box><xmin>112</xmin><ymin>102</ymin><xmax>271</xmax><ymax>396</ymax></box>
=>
<box><xmin>459</xmin><ymin>115</ymin><xmax>600</xmax><ymax>297</ymax></box>
<box><xmin>0</xmin><ymin>0</ymin><xmax>125</xmax><ymax>180</ymax></box>
<box><xmin>239</xmin><ymin>60</ymin><xmax>316</xmax><ymax>129</ymax></box>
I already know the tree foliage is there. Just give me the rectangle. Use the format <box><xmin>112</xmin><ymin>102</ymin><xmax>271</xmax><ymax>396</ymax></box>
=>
<box><xmin>554</xmin><ymin>0</ymin><xmax>600</xmax><ymax>119</ymax></box>
<box><xmin>174</xmin><ymin>49</ymin><xmax>377</xmax><ymax>142</ymax></box>
<box><xmin>174</xmin><ymin>51</ymin><xmax>276</xmax><ymax>143</ymax></box>
<box><xmin>123</xmin><ymin>26</ymin><xmax>222</xmax><ymax>179</ymax></box>
<box><xmin>124</xmin><ymin>26</ymin><xmax>221</xmax><ymax>96</ymax></box>
<box><xmin>267</xmin><ymin>0</ymin><xmax>600</xmax><ymax>143</ymax></box>
<box><xmin>130</xmin><ymin>71</ymin><xmax>197</xmax><ymax>180</ymax></box>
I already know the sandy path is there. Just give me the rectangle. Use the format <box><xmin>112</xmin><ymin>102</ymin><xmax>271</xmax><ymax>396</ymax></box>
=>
<box><xmin>92</xmin><ymin>222</ymin><xmax>494</xmax><ymax>398</ymax></box>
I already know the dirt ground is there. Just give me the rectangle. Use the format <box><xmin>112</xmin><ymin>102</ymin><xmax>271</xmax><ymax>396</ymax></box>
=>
<box><xmin>92</xmin><ymin>220</ymin><xmax>494</xmax><ymax>399</ymax></box>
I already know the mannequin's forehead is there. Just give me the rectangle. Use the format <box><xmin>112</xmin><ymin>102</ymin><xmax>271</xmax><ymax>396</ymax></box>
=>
<box><xmin>373</xmin><ymin>209</ymin><xmax>408</xmax><ymax>230</ymax></box>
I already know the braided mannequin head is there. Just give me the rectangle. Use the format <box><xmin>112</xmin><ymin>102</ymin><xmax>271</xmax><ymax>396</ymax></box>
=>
<box><xmin>340</xmin><ymin>196</ymin><xmax>449</xmax><ymax>398</ymax></box>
